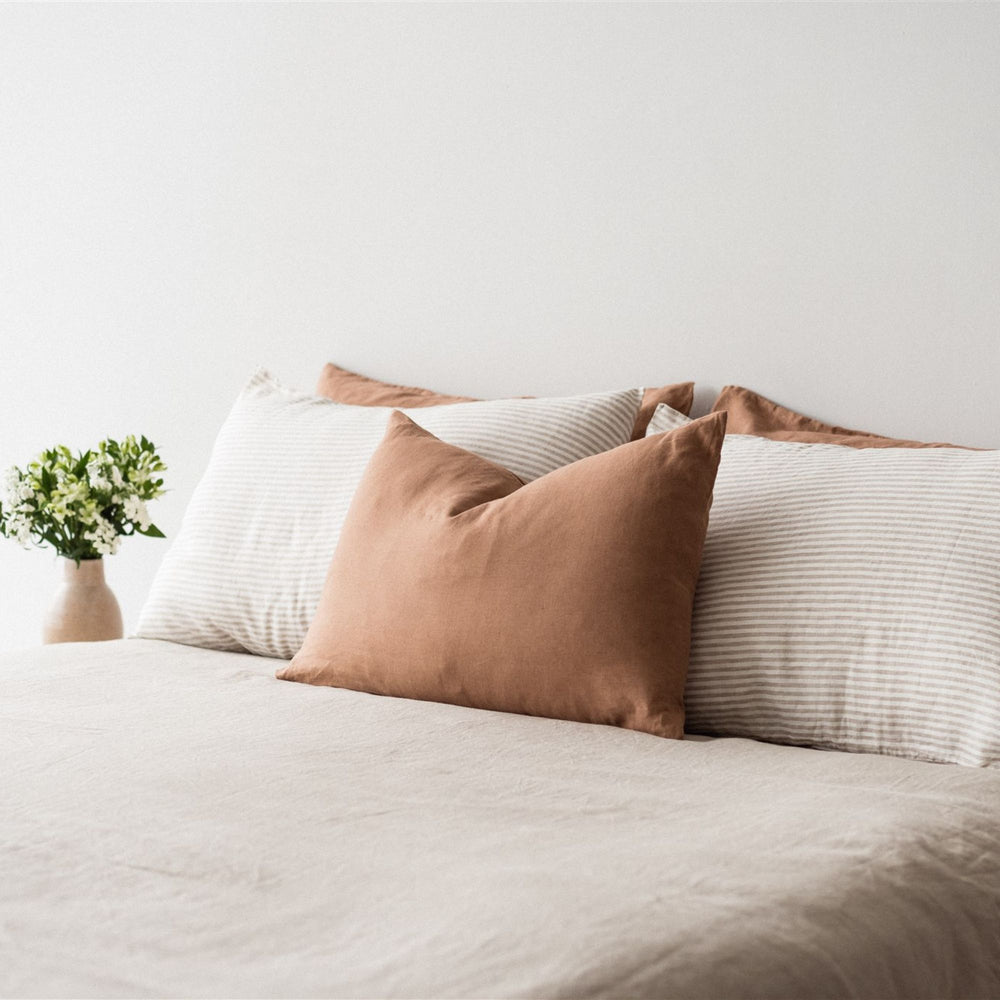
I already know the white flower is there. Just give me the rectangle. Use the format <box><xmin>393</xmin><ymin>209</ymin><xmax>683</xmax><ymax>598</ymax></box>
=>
<box><xmin>123</xmin><ymin>495</ymin><xmax>151</xmax><ymax>531</ymax></box>
<box><xmin>111</xmin><ymin>466</ymin><xmax>124</xmax><ymax>488</ymax></box>
<box><xmin>86</xmin><ymin>460</ymin><xmax>112</xmax><ymax>493</ymax></box>
<box><xmin>8</xmin><ymin>513</ymin><xmax>33</xmax><ymax>547</ymax></box>
<box><xmin>56</xmin><ymin>479</ymin><xmax>89</xmax><ymax>505</ymax></box>
<box><xmin>1</xmin><ymin>467</ymin><xmax>25</xmax><ymax>509</ymax></box>
<box><xmin>84</xmin><ymin>514</ymin><xmax>120</xmax><ymax>556</ymax></box>
<box><xmin>74</xmin><ymin>504</ymin><xmax>97</xmax><ymax>527</ymax></box>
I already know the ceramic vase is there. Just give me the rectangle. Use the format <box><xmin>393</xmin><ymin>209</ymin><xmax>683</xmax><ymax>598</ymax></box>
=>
<box><xmin>43</xmin><ymin>557</ymin><xmax>124</xmax><ymax>644</ymax></box>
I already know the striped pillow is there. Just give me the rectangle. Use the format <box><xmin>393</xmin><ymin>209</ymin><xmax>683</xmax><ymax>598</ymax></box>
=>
<box><xmin>137</xmin><ymin>371</ymin><xmax>641</xmax><ymax>659</ymax></box>
<box><xmin>646</xmin><ymin>406</ymin><xmax>1000</xmax><ymax>767</ymax></box>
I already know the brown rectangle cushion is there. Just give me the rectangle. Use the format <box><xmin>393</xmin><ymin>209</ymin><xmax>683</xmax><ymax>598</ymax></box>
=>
<box><xmin>316</xmin><ymin>362</ymin><xmax>694</xmax><ymax>441</ymax></box>
<box><xmin>712</xmin><ymin>385</ymin><xmax>963</xmax><ymax>448</ymax></box>
<box><xmin>278</xmin><ymin>409</ymin><xmax>727</xmax><ymax>738</ymax></box>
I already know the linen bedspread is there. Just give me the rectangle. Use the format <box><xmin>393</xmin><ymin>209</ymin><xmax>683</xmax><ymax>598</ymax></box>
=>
<box><xmin>2</xmin><ymin>639</ymin><xmax>998</xmax><ymax>999</ymax></box>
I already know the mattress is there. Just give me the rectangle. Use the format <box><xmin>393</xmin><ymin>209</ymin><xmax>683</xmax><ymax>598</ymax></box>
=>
<box><xmin>2</xmin><ymin>639</ymin><xmax>999</xmax><ymax>999</ymax></box>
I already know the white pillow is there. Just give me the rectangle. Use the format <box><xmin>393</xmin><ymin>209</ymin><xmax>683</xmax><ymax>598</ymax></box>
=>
<box><xmin>646</xmin><ymin>406</ymin><xmax>1000</xmax><ymax>767</ymax></box>
<box><xmin>137</xmin><ymin>371</ymin><xmax>641</xmax><ymax>659</ymax></box>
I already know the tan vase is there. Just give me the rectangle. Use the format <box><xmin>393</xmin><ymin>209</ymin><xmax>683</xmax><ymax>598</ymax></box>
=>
<box><xmin>43</xmin><ymin>557</ymin><xmax>124</xmax><ymax>644</ymax></box>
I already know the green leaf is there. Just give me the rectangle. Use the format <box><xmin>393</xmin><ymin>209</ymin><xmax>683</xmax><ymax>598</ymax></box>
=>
<box><xmin>138</xmin><ymin>523</ymin><xmax>166</xmax><ymax>538</ymax></box>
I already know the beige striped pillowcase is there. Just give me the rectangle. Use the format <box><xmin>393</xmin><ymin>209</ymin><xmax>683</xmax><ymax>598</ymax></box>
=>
<box><xmin>646</xmin><ymin>405</ymin><xmax>1000</xmax><ymax>767</ymax></box>
<box><xmin>137</xmin><ymin>371</ymin><xmax>641</xmax><ymax>659</ymax></box>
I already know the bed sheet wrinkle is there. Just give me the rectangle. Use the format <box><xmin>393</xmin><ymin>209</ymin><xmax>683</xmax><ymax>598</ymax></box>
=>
<box><xmin>2</xmin><ymin>639</ymin><xmax>1000</xmax><ymax>1000</ymax></box>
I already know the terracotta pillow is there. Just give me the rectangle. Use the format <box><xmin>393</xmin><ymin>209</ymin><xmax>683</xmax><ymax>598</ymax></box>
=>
<box><xmin>316</xmin><ymin>362</ymin><xmax>694</xmax><ymax>441</ymax></box>
<box><xmin>712</xmin><ymin>385</ymin><xmax>962</xmax><ymax>448</ymax></box>
<box><xmin>278</xmin><ymin>409</ymin><xmax>727</xmax><ymax>738</ymax></box>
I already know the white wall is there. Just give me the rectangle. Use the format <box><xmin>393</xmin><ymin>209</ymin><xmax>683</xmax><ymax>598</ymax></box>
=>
<box><xmin>2</xmin><ymin>3</ymin><xmax>999</xmax><ymax>652</ymax></box>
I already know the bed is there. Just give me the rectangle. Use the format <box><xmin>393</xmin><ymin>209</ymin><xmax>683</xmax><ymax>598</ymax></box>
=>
<box><xmin>3</xmin><ymin>638</ymin><xmax>999</xmax><ymax>999</ymax></box>
<box><xmin>5</xmin><ymin>371</ymin><xmax>1000</xmax><ymax>999</ymax></box>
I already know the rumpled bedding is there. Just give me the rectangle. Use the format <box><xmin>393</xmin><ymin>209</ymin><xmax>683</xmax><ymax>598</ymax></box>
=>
<box><xmin>2</xmin><ymin>639</ymin><xmax>998</xmax><ymax>999</ymax></box>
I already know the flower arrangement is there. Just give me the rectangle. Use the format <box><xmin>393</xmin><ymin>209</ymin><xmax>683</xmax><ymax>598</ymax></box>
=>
<box><xmin>0</xmin><ymin>436</ymin><xmax>167</xmax><ymax>563</ymax></box>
